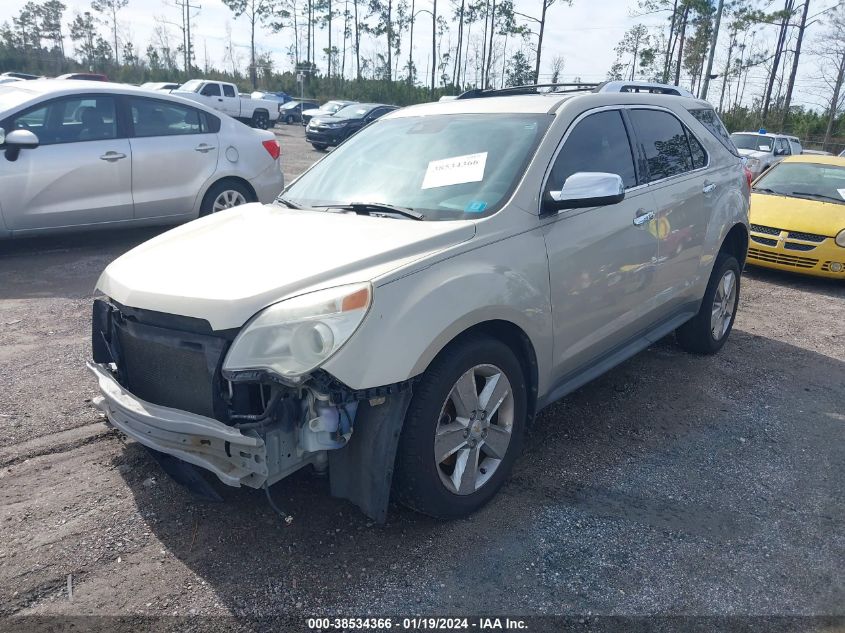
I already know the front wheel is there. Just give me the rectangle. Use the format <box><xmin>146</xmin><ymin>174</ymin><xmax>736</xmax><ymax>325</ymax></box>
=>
<box><xmin>311</xmin><ymin>142</ymin><xmax>328</xmax><ymax>151</ymax></box>
<box><xmin>676</xmin><ymin>253</ymin><xmax>740</xmax><ymax>354</ymax></box>
<box><xmin>394</xmin><ymin>335</ymin><xmax>527</xmax><ymax>518</ymax></box>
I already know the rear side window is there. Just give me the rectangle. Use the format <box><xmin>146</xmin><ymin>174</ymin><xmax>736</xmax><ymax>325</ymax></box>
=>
<box><xmin>223</xmin><ymin>84</ymin><xmax>236</xmax><ymax>98</ymax></box>
<box><xmin>629</xmin><ymin>109</ymin><xmax>692</xmax><ymax>182</ymax></box>
<box><xmin>129</xmin><ymin>97</ymin><xmax>210</xmax><ymax>137</ymax></box>
<box><xmin>688</xmin><ymin>107</ymin><xmax>738</xmax><ymax>156</ymax></box>
<box><xmin>549</xmin><ymin>110</ymin><xmax>637</xmax><ymax>190</ymax></box>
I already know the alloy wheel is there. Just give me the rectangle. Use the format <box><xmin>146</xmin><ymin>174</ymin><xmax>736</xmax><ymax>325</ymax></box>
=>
<box><xmin>711</xmin><ymin>269</ymin><xmax>737</xmax><ymax>340</ymax></box>
<box><xmin>434</xmin><ymin>364</ymin><xmax>514</xmax><ymax>495</ymax></box>
<box><xmin>212</xmin><ymin>190</ymin><xmax>247</xmax><ymax>213</ymax></box>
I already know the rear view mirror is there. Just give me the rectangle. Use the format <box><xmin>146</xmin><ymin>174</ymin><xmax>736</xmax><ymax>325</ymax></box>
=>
<box><xmin>4</xmin><ymin>129</ymin><xmax>39</xmax><ymax>162</ymax></box>
<box><xmin>546</xmin><ymin>172</ymin><xmax>625</xmax><ymax>211</ymax></box>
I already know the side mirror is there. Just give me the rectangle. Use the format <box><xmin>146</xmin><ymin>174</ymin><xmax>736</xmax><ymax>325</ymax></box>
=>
<box><xmin>0</xmin><ymin>127</ymin><xmax>4</xmax><ymax>145</ymax></box>
<box><xmin>545</xmin><ymin>172</ymin><xmax>625</xmax><ymax>211</ymax></box>
<box><xmin>4</xmin><ymin>129</ymin><xmax>39</xmax><ymax>162</ymax></box>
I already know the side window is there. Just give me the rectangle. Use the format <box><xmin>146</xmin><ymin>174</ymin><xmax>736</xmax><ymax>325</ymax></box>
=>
<box><xmin>9</xmin><ymin>95</ymin><xmax>116</xmax><ymax>145</ymax></box>
<box><xmin>129</xmin><ymin>98</ymin><xmax>207</xmax><ymax>137</ymax></box>
<box><xmin>630</xmin><ymin>109</ymin><xmax>693</xmax><ymax>182</ymax></box>
<box><xmin>200</xmin><ymin>83</ymin><xmax>221</xmax><ymax>97</ymax></box>
<box><xmin>688</xmin><ymin>107</ymin><xmax>738</xmax><ymax>156</ymax></box>
<box><xmin>548</xmin><ymin>110</ymin><xmax>638</xmax><ymax>192</ymax></box>
<box><xmin>778</xmin><ymin>138</ymin><xmax>790</xmax><ymax>155</ymax></box>
<box><xmin>222</xmin><ymin>84</ymin><xmax>236</xmax><ymax>98</ymax></box>
<box><xmin>686</xmin><ymin>128</ymin><xmax>707</xmax><ymax>169</ymax></box>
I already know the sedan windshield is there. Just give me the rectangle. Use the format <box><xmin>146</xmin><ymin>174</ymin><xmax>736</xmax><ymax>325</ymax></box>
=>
<box><xmin>283</xmin><ymin>113</ymin><xmax>551</xmax><ymax>219</ymax></box>
<box><xmin>754</xmin><ymin>162</ymin><xmax>845</xmax><ymax>205</ymax></box>
<box><xmin>731</xmin><ymin>133</ymin><xmax>773</xmax><ymax>152</ymax></box>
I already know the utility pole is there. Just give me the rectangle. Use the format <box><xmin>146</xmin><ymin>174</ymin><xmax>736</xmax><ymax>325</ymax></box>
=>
<box><xmin>700</xmin><ymin>0</ymin><xmax>724</xmax><ymax>100</ymax></box>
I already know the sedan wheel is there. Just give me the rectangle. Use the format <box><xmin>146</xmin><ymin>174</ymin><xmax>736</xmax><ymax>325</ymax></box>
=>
<box><xmin>212</xmin><ymin>189</ymin><xmax>247</xmax><ymax>213</ymax></box>
<box><xmin>435</xmin><ymin>364</ymin><xmax>514</xmax><ymax>495</ymax></box>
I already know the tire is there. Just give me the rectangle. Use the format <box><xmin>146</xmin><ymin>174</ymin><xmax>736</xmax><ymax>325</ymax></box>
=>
<box><xmin>199</xmin><ymin>180</ymin><xmax>255</xmax><ymax>217</ymax></box>
<box><xmin>251</xmin><ymin>111</ymin><xmax>269</xmax><ymax>129</ymax></box>
<box><xmin>676</xmin><ymin>253</ymin><xmax>741</xmax><ymax>355</ymax></box>
<box><xmin>394</xmin><ymin>335</ymin><xmax>528</xmax><ymax>519</ymax></box>
<box><xmin>311</xmin><ymin>143</ymin><xmax>328</xmax><ymax>151</ymax></box>
<box><xmin>285</xmin><ymin>115</ymin><xmax>294</xmax><ymax>125</ymax></box>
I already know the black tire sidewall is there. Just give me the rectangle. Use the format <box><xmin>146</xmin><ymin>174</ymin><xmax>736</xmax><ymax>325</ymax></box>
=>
<box><xmin>678</xmin><ymin>253</ymin><xmax>741</xmax><ymax>354</ymax></box>
<box><xmin>394</xmin><ymin>336</ymin><xmax>528</xmax><ymax>518</ymax></box>
<box><xmin>705</xmin><ymin>255</ymin><xmax>741</xmax><ymax>347</ymax></box>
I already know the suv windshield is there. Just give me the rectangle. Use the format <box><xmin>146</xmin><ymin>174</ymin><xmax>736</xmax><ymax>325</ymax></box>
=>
<box><xmin>284</xmin><ymin>113</ymin><xmax>551</xmax><ymax>219</ymax></box>
<box><xmin>754</xmin><ymin>162</ymin><xmax>845</xmax><ymax>205</ymax></box>
<box><xmin>332</xmin><ymin>104</ymin><xmax>373</xmax><ymax>120</ymax></box>
<box><xmin>731</xmin><ymin>133</ymin><xmax>774</xmax><ymax>152</ymax></box>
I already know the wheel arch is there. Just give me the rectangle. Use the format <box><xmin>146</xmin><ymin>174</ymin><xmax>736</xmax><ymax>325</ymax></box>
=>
<box><xmin>197</xmin><ymin>176</ymin><xmax>258</xmax><ymax>216</ymax></box>
<box><xmin>422</xmin><ymin>319</ymin><xmax>540</xmax><ymax>424</ymax></box>
<box><xmin>720</xmin><ymin>222</ymin><xmax>749</xmax><ymax>268</ymax></box>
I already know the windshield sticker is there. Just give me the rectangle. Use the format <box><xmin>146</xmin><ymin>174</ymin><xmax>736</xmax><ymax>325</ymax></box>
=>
<box><xmin>759</xmin><ymin>144</ymin><xmax>772</xmax><ymax>151</ymax></box>
<box><xmin>464</xmin><ymin>200</ymin><xmax>488</xmax><ymax>213</ymax></box>
<box><xmin>422</xmin><ymin>152</ymin><xmax>488</xmax><ymax>190</ymax></box>
<box><xmin>838</xmin><ymin>188</ymin><xmax>845</xmax><ymax>200</ymax></box>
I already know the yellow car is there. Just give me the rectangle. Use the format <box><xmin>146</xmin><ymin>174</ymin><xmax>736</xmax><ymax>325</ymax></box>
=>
<box><xmin>748</xmin><ymin>155</ymin><xmax>845</xmax><ymax>279</ymax></box>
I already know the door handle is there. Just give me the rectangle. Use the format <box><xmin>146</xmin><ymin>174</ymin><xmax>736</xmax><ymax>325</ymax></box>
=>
<box><xmin>99</xmin><ymin>151</ymin><xmax>127</xmax><ymax>162</ymax></box>
<box><xmin>217</xmin><ymin>98</ymin><xmax>223</xmax><ymax>102</ymax></box>
<box><xmin>633</xmin><ymin>209</ymin><xmax>655</xmax><ymax>226</ymax></box>
<box><xmin>703</xmin><ymin>181</ymin><xmax>716</xmax><ymax>194</ymax></box>
<box><xmin>194</xmin><ymin>144</ymin><xmax>216</xmax><ymax>153</ymax></box>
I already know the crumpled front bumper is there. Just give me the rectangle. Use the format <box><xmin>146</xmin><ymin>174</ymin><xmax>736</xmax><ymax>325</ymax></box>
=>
<box><xmin>87</xmin><ymin>361</ymin><xmax>268</xmax><ymax>488</ymax></box>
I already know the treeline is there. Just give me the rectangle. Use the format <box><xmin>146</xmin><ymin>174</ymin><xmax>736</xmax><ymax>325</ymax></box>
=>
<box><xmin>611</xmin><ymin>0</ymin><xmax>845</xmax><ymax>150</ymax></box>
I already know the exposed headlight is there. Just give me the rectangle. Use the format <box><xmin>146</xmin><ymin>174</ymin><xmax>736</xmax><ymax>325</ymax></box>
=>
<box><xmin>746</xmin><ymin>158</ymin><xmax>761</xmax><ymax>170</ymax></box>
<box><xmin>223</xmin><ymin>283</ymin><xmax>372</xmax><ymax>382</ymax></box>
<box><xmin>836</xmin><ymin>229</ymin><xmax>845</xmax><ymax>248</ymax></box>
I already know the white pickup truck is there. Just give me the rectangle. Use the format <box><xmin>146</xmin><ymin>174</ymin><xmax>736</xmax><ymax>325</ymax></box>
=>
<box><xmin>173</xmin><ymin>80</ymin><xmax>279</xmax><ymax>129</ymax></box>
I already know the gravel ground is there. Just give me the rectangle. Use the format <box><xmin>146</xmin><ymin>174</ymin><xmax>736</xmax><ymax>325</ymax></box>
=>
<box><xmin>0</xmin><ymin>126</ymin><xmax>843</xmax><ymax>631</ymax></box>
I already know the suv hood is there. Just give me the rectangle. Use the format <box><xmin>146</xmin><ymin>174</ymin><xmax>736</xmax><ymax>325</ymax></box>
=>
<box><xmin>97</xmin><ymin>204</ymin><xmax>476</xmax><ymax>330</ymax></box>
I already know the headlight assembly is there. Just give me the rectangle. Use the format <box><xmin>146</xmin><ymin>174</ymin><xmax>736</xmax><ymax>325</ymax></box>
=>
<box><xmin>836</xmin><ymin>229</ymin><xmax>845</xmax><ymax>248</ymax></box>
<box><xmin>746</xmin><ymin>158</ymin><xmax>761</xmax><ymax>170</ymax></box>
<box><xmin>223</xmin><ymin>283</ymin><xmax>372</xmax><ymax>382</ymax></box>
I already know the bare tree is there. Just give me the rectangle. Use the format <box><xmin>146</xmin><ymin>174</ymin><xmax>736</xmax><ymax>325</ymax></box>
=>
<box><xmin>90</xmin><ymin>0</ymin><xmax>128</xmax><ymax>65</ymax></box>
<box><xmin>221</xmin><ymin>0</ymin><xmax>274</xmax><ymax>89</ymax></box>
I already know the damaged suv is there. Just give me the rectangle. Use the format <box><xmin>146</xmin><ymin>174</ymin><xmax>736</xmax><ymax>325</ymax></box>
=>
<box><xmin>89</xmin><ymin>85</ymin><xmax>749</xmax><ymax>522</ymax></box>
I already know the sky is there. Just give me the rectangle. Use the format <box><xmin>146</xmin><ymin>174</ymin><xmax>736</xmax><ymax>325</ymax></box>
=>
<box><xmin>2</xmin><ymin>0</ymin><xmax>841</xmax><ymax>111</ymax></box>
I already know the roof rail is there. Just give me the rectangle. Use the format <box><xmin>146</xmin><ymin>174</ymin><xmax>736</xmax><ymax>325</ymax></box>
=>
<box><xmin>455</xmin><ymin>82</ymin><xmax>600</xmax><ymax>100</ymax></box>
<box><xmin>596</xmin><ymin>80</ymin><xmax>695</xmax><ymax>97</ymax></box>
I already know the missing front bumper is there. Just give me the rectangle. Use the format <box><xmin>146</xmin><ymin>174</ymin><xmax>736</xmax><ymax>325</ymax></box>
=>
<box><xmin>87</xmin><ymin>361</ymin><xmax>268</xmax><ymax>488</ymax></box>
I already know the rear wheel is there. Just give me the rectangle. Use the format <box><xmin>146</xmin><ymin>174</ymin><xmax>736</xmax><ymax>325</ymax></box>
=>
<box><xmin>394</xmin><ymin>335</ymin><xmax>527</xmax><ymax>518</ymax></box>
<box><xmin>199</xmin><ymin>180</ymin><xmax>255</xmax><ymax>217</ymax></box>
<box><xmin>251</xmin><ymin>111</ymin><xmax>270</xmax><ymax>129</ymax></box>
<box><xmin>676</xmin><ymin>253</ymin><xmax>740</xmax><ymax>354</ymax></box>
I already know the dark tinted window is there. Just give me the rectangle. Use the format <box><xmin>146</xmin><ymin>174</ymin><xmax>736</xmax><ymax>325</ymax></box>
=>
<box><xmin>549</xmin><ymin>110</ymin><xmax>637</xmax><ymax>191</ymax></box>
<box><xmin>223</xmin><ymin>84</ymin><xmax>236</xmax><ymax>97</ymax></box>
<box><xmin>129</xmin><ymin>98</ymin><xmax>208</xmax><ymax>137</ymax></box>
<box><xmin>630</xmin><ymin>109</ymin><xmax>692</xmax><ymax>182</ymax></box>
<box><xmin>687</xmin><ymin>128</ymin><xmax>707</xmax><ymax>169</ymax></box>
<box><xmin>9</xmin><ymin>95</ymin><xmax>116</xmax><ymax>145</ymax></box>
<box><xmin>200</xmin><ymin>83</ymin><xmax>220</xmax><ymax>97</ymax></box>
<box><xmin>688</xmin><ymin>107</ymin><xmax>738</xmax><ymax>156</ymax></box>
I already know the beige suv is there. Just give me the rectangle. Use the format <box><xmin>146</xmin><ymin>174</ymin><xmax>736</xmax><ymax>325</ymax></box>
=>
<box><xmin>89</xmin><ymin>84</ymin><xmax>750</xmax><ymax>522</ymax></box>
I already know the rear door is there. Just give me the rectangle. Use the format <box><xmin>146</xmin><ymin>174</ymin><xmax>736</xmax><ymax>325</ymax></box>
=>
<box><xmin>126</xmin><ymin>96</ymin><xmax>220</xmax><ymax>219</ymax></box>
<box><xmin>542</xmin><ymin>108</ymin><xmax>660</xmax><ymax>381</ymax></box>
<box><xmin>0</xmin><ymin>93</ymin><xmax>133</xmax><ymax>231</ymax></box>
<box><xmin>627</xmin><ymin>108</ymin><xmax>711</xmax><ymax>313</ymax></box>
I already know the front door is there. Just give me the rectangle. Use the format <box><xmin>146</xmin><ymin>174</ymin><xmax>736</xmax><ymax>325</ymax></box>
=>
<box><xmin>542</xmin><ymin>108</ymin><xmax>659</xmax><ymax>382</ymax></box>
<box><xmin>0</xmin><ymin>94</ymin><xmax>133</xmax><ymax>231</ymax></box>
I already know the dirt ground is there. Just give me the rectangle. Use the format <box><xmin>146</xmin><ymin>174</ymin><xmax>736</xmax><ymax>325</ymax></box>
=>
<box><xmin>0</xmin><ymin>125</ymin><xmax>843</xmax><ymax>631</ymax></box>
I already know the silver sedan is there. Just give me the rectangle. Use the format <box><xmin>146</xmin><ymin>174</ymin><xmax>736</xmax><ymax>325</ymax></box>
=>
<box><xmin>0</xmin><ymin>80</ymin><xmax>284</xmax><ymax>238</ymax></box>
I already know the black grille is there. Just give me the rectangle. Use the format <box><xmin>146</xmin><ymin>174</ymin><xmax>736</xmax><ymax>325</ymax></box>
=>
<box><xmin>787</xmin><ymin>231</ymin><xmax>826</xmax><ymax>243</ymax></box>
<box><xmin>750</xmin><ymin>235</ymin><xmax>778</xmax><ymax>247</ymax></box>
<box><xmin>784</xmin><ymin>242</ymin><xmax>816</xmax><ymax>252</ymax></box>
<box><xmin>750</xmin><ymin>224</ymin><xmax>782</xmax><ymax>236</ymax></box>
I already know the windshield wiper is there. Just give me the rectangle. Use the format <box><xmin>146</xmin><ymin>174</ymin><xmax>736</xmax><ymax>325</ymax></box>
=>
<box><xmin>275</xmin><ymin>196</ymin><xmax>303</xmax><ymax>209</ymax></box>
<box><xmin>790</xmin><ymin>191</ymin><xmax>844</xmax><ymax>204</ymax></box>
<box><xmin>325</xmin><ymin>202</ymin><xmax>425</xmax><ymax>220</ymax></box>
<box><xmin>752</xmin><ymin>187</ymin><xmax>779</xmax><ymax>195</ymax></box>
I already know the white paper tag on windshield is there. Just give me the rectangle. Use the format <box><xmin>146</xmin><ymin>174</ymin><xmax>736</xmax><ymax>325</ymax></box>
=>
<box><xmin>422</xmin><ymin>152</ymin><xmax>488</xmax><ymax>189</ymax></box>
<box><xmin>838</xmin><ymin>188</ymin><xmax>845</xmax><ymax>200</ymax></box>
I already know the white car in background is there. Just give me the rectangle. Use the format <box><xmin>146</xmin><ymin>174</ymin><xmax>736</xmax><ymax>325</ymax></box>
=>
<box><xmin>0</xmin><ymin>79</ymin><xmax>284</xmax><ymax>239</ymax></box>
<box><xmin>173</xmin><ymin>79</ymin><xmax>280</xmax><ymax>129</ymax></box>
